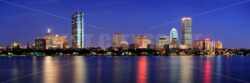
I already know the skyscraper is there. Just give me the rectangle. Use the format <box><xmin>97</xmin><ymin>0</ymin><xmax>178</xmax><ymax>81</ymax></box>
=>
<box><xmin>72</xmin><ymin>12</ymin><xmax>85</xmax><ymax>48</ymax></box>
<box><xmin>170</xmin><ymin>28</ymin><xmax>178</xmax><ymax>48</ymax></box>
<box><xmin>113</xmin><ymin>33</ymin><xmax>124</xmax><ymax>48</ymax></box>
<box><xmin>181</xmin><ymin>17</ymin><xmax>193</xmax><ymax>48</ymax></box>
<box><xmin>170</xmin><ymin>28</ymin><xmax>178</xmax><ymax>41</ymax></box>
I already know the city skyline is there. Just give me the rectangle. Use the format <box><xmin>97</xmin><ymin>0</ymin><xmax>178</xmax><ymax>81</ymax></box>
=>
<box><xmin>0</xmin><ymin>0</ymin><xmax>250</xmax><ymax>48</ymax></box>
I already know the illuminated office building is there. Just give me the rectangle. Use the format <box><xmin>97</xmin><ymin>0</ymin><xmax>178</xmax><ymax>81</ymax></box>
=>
<box><xmin>194</xmin><ymin>40</ymin><xmax>204</xmax><ymax>50</ymax></box>
<box><xmin>216</xmin><ymin>41</ymin><xmax>223</xmax><ymax>49</ymax></box>
<box><xmin>113</xmin><ymin>33</ymin><xmax>124</xmax><ymax>48</ymax></box>
<box><xmin>170</xmin><ymin>28</ymin><xmax>178</xmax><ymax>41</ymax></box>
<box><xmin>170</xmin><ymin>28</ymin><xmax>178</xmax><ymax>48</ymax></box>
<box><xmin>194</xmin><ymin>38</ymin><xmax>215</xmax><ymax>54</ymax></box>
<box><xmin>170</xmin><ymin>38</ymin><xmax>178</xmax><ymax>48</ymax></box>
<box><xmin>181</xmin><ymin>17</ymin><xmax>193</xmax><ymax>48</ymax></box>
<box><xmin>36</xmin><ymin>28</ymin><xmax>70</xmax><ymax>49</ymax></box>
<box><xmin>157</xmin><ymin>36</ymin><xmax>170</xmax><ymax>49</ymax></box>
<box><xmin>35</xmin><ymin>38</ymin><xmax>46</xmax><ymax>49</ymax></box>
<box><xmin>134</xmin><ymin>35</ymin><xmax>151</xmax><ymax>49</ymax></box>
<box><xmin>205</xmin><ymin>39</ymin><xmax>215</xmax><ymax>54</ymax></box>
<box><xmin>72</xmin><ymin>12</ymin><xmax>85</xmax><ymax>48</ymax></box>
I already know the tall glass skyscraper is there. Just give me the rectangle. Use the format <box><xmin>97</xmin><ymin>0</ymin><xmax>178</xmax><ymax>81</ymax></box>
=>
<box><xmin>181</xmin><ymin>17</ymin><xmax>193</xmax><ymax>48</ymax></box>
<box><xmin>72</xmin><ymin>12</ymin><xmax>84</xmax><ymax>48</ymax></box>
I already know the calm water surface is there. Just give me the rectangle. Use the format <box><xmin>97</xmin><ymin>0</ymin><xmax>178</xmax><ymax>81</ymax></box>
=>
<box><xmin>0</xmin><ymin>56</ymin><xmax>250</xmax><ymax>83</ymax></box>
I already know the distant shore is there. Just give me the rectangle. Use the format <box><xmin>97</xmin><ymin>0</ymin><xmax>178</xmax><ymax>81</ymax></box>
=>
<box><xmin>1</xmin><ymin>48</ymin><xmax>250</xmax><ymax>56</ymax></box>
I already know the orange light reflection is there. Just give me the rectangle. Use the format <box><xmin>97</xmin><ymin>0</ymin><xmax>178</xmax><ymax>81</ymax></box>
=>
<box><xmin>137</xmin><ymin>56</ymin><xmax>148</xmax><ymax>83</ymax></box>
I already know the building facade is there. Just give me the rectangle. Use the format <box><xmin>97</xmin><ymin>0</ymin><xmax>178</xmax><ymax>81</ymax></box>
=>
<box><xmin>35</xmin><ymin>29</ymin><xmax>70</xmax><ymax>49</ymax></box>
<box><xmin>44</xmin><ymin>34</ymin><xmax>70</xmax><ymax>49</ymax></box>
<box><xmin>194</xmin><ymin>40</ymin><xmax>204</xmax><ymax>50</ymax></box>
<box><xmin>181</xmin><ymin>17</ymin><xmax>193</xmax><ymax>48</ymax></box>
<box><xmin>170</xmin><ymin>28</ymin><xmax>178</xmax><ymax>42</ymax></box>
<box><xmin>157</xmin><ymin>36</ymin><xmax>170</xmax><ymax>49</ymax></box>
<box><xmin>170</xmin><ymin>28</ymin><xmax>179</xmax><ymax>48</ymax></box>
<box><xmin>216</xmin><ymin>41</ymin><xmax>223</xmax><ymax>49</ymax></box>
<box><xmin>194</xmin><ymin>38</ymin><xmax>216</xmax><ymax>54</ymax></box>
<box><xmin>112</xmin><ymin>33</ymin><xmax>124</xmax><ymax>48</ymax></box>
<box><xmin>35</xmin><ymin>38</ymin><xmax>46</xmax><ymax>49</ymax></box>
<box><xmin>134</xmin><ymin>35</ymin><xmax>151</xmax><ymax>49</ymax></box>
<box><xmin>72</xmin><ymin>12</ymin><xmax>85</xmax><ymax>48</ymax></box>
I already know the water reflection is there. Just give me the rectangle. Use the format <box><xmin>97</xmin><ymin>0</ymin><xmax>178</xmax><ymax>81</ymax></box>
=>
<box><xmin>32</xmin><ymin>57</ymin><xmax>39</xmax><ymax>83</ymax></box>
<box><xmin>180</xmin><ymin>56</ymin><xmax>193</xmax><ymax>83</ymax></box>
<box><xmin>43</xmin><ymin>56</ymin><xmax>60</xmax><ymax>83</ymax></box>
<box><xmin>204</xmin><ymin>57</ymin><xmax>212</xmax><ymax>83</ymax></box>
<box><xmin>169</xmin><ymin>56</ymin><xmax>179</xmax><ymax>83</ymax></box>
<box><xmin>137</xmin><ymin>56</ymin><xmax>148</xmax><ymax>83</ymax></box>
<box><xmin>12</xmin><ymin>60</ymin><xmax>19</xmax><ymax>83</ymax></box>
<box><xmin>156</xmin><ymin>57</ymin><xmax>168</xmax><ymax>83</ymax></box>
<box><xmin>97</xmin><ymin>57</ymin><xmax>102</xmax><ymax>83</ymax></box>
<box><xmin>73</xmin><ymin>56</ymin><xmax>87</xmax><ymax>83</ymax></box>
<box><xmin>215</xmin><ymin>56</ymin><xmax>222</xmax><ymax>83</ymax></box>
<box><xmin>1</xmin><ymin>56</ymin><xmax>249</xmax><ymax>83</ymax></box>
<box><xmin>113</xmin><ymin>57</ymin><xmax>122</xmax><ymax>83</ymax></box>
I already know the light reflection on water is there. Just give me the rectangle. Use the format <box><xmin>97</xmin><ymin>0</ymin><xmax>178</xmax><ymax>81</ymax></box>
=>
<box><xmin>180</xmin><ymin>56</ymin><xmax>193</xmax><ymax>83</ymax></box>
<box><xmin>73</xmin><ymin>56</ymin><xmax>87</xmax><ymax>83</ymax></box>
<box><xmin>204</xmin><ymin>58</ymin><xmax>212</xmax><ymax>83</ymax></box>
<box><xmin>137</xmin><ymin>56</ymin><xmax>148</xmax><ymax>83</ymax></box>
<box><xmin>0</xmin><ymin>56</ymin><xmax>250</xmax><ymax>83</ymax></box>
<box><xmin>43</xmin><ymin>56</ymin><xmax>60</xmax><ymax>83</ymax></box>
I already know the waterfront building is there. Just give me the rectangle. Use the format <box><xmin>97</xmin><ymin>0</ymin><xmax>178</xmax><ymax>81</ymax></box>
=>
<box><xmin>134</xmin><ymin>35</ymin><xmax>151</xmax><ymax>49</ymax></box>
<box><xmin>194</xmin><ymin>40</ymin><xmax>204</xmax><ymax>50</ymax></box>
<box><xmin>10</xmin><ymin>41</ymin><xmax>22</xmax><ymax>49</ymax></box>
<box><xmin>170</xmin><ymin>38</ymin><xmax>178</xmax><ymax>48</ymax></box>
<box><xmin>44</xmin><ymin>35</ymin><xmax>69</xmax><ymax>49</ymax></box>
<box><xmin>35</xmin><ymin>38</ymin><xmax>46</xmax><ymax>49</ymax></box>
<box><xmin>216</xmin><ymin>41</ymin><xmax>223</xmax><ymax>49</ymax></box>
<box><xmin>206</xmin><ymin>40</ymin><xmax>215</xmax><ymax>54</ymax></box>
<box><xmin>194</xmin><ymin>38</ymin><xmax>215</xmax><ymax>54</ymax></box>
<box><xmin>72</xmin><ymin>12</ymin><xmax>85</xmax><ymax>48</ymax></box>
<box><xmin>181</xmin><ymin>17</ymin><xmax>193</xmax><ymax>48</ymax></box>
<box><xmin>157</xmin><ymin>36</ymin><xmax>170</xmax><ymax>49</ymax></box>
<box><xmin>121</xmin><ymin>41</ymin><xmax>129</xmax><ymax>50</ymax></box>
<box><xmin>113</xmin><ymin>33</ymin><xmax>124</xmax><ymax>48</ymax></box>
<box><xmin>36</xmin><ymin>28</ymin><xmax>70</xmax><ymax>49</ymax></box>
<box><xmin>170</xmin><ymin>28</ymin><xmax>178</xmax><ymax>48</ymax></box>
<box><xmin>170</xmin><ymin>28</ymin><xmax>178</xmax><ymax>42</ymax></box>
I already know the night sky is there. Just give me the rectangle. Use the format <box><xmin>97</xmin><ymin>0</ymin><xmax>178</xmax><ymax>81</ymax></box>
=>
<box><xmin>0</xmin><ymin>0</ymin><xmax>250</xmax><ymax>48</ymax></box>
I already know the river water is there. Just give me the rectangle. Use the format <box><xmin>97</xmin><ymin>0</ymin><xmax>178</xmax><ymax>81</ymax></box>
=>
<box><xmin>0</xmin><ymin>56</ymin><xmax>250</xmax><ymax>83</ymax></box>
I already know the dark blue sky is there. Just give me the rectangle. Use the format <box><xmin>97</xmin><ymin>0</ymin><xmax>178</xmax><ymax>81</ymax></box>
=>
<box><xmin>0</xmin><ymin>0</ymin><xmax>250</xmax><ymax>48</ymax></box>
